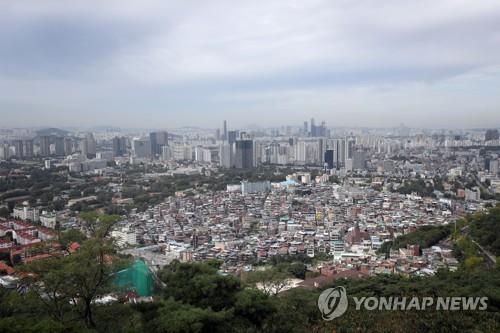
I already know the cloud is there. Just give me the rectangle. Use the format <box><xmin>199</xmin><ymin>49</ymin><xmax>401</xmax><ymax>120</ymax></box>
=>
<box><xmin>0</xmin><ymin>0</ymin><xmax>500</xmax><ymax>128</ymax></box>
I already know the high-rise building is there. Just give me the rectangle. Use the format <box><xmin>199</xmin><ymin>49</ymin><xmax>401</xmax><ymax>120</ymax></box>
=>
<box><xmin>64</xmin><ymin>137</ymin><xmax>73</xmax><ymax>155</ymax></box>
<box><xmin>228</xmin><ymin>131</ymin><xmax>238</xmax><ymax>145</ymax></box>
<box><xmin>132</xmin><ymin>138</ymin><xmax>151</xmax><ymax>159</ymax></box>
<box><xmin>0</xmin><ymin>143</ymin><xmax>10</xmax><ymax>160</ymax></box>
<box><xmin>150</xmin><ymin>131</ymin><xmax>168</xmax><ymax>157</ymax></box>
<box><xmin>161</xmin><ymin>145</ymin><xmax>172</xmax><ymax>160</ymax></box>
<box><xmin>54</xmin><ymin>137</ymin><xmax>65</xmax><ymax>156</ymax></box>
<box><xmin>352</xmin><ymin>150</ymin><xmax>367</xmax><ymax>170</ymax></box>
<box><xmin>219</xmin><ymin>143</ymin><xmax>232</xmax><ymax>168</ymax></box>
<box><xmin>223</xmin><ymin>120</ymin><xmax>227</xmax><ymax>141</ymax></box>
<box><xmin>83</xmin><ymin>133</ymin><xmax>96</xmax><ymax>157</ymax></box>
<box><xmin>485</xmin><ymin>129</ymin><xmax>499</xmax><ymax>141</ymax></box>
<box><xmin>112</xmin><ymin>136</ymin><xmax>127</xmax><ymax>156</ymax></box>
<box><xmin>12</xmin><ymin>140</ymin><xmax>23</xmax><ymax>158</ymax></box>
<box><xmin>234</xmin><ymin>139</ymin><xmax>253</xmax><ymax>169</ymax></box>
<box><xmin>23</xmin><ymin>139</ymin><xmax>34</xmax><ymax>158</ymax></box>
<box><xmin>324</xmin><ymin>150</ymin><xmax>334</xmax><ymax>169</ymax></box>
<box><xmin>489</xmin><ymin>159</ymin><xmax>499</xmax><ymax>176</ymax></box>
<box><xmin>39</xmin><ymin>136</ymin><xmax>51</xmax><ymax>157</ymax></box>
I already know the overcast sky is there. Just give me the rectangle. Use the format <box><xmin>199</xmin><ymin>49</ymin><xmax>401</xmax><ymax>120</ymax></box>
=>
<box><xmin>1</xmin><ymin>0</ymin><xmax>500</xmax><ymax>129</ymax></box>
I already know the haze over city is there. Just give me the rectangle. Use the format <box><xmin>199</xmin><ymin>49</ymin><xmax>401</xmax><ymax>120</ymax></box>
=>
<box><xmin>1</xmin><ymin>0</ymin><xmax>500</xmax><ymax>129</ymax></box>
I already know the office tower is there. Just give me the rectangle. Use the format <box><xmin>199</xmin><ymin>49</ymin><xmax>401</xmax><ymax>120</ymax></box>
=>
<box><xmin>54</xmin><ymin>137</ymin><xmax>65</xmax><ymax>156</ymax></box>
<box><xmin>485</xmin><ymin>129</ymin><xmax>499</xmax><ymax>141</ymax></box>
<box><xmin>223</xmin><ymin>120</ymin><xmax>227</xmax><ymax>141</ymax></box>
<box><xmin>39</xmin><ymin>135</ymin><xmax>51</xmax><ymax>157</ymax></box>
<box><xmin>310</xmin><ymin>118</ymin><xmax>315</xmax><ymax>136</ymax></box>
<box><xmin>23</xmin><ymin>139</ymin><xmax>34</xmax><ymax>158</ymax></box>
<box><xmin>83</xmin><ymin>133</ymin><xmax>96</xmax><ymax>157</ymax></box>
<box><xmin>219</xmin><ymin>143</ymin><xmax>232</xmax><ymax>168</ymax></box>
<box><xmin>132</xmin><ymin>138</ymin><xmax>151</xmax><ymax>158</ymax></box>
<box><xmin>303</xmin><ymin>121</ymin><xmax>308</xmax><ymax>135</ymax></box>
<box><xmin>194</xmin><ymin>147</ymin><xmax>212</xmax><ymax>163</ymax></box>
<box><xmin>112</xmin><ymin>136</ymin><xmax>127</xmax><ymax>156</ymax></box>
<box><xmin>352</xmin><ymin>150</ymin><xmax>367</xmax><ymax>170</ymax></box>
<box><xmin>12</xmin><ymin>140</ymin><xmax>23</xmax><ymax>158</ymax></box>
<box><xmin>64</xmin><ymin>137</ymin><xmax>73</xmax><ymax>155</ymax></box>
<box><xmin>332</xmin><ymin>138</ymin><xmax>346</xmax><ymax>169</ymax></box>
<box><xmin>234</xmin><ymin>139</ymin><xmax>253</xmax><ymax>169</ymax></box>
<box><xmin>215</xmin><ymin>129</ymin><xmax>221</xmax><ymax>140</ymax></box>
<box><xmin>171</xmin><ymin>143</ymin><xmax>192</xmax><ymax>160</ymax></box>
<box><xmin>161</xmin><ymin>145</ymin><xmax>172</xmax><ymax>161</ymax></box>
<box><xmin>0</xmin><ymin>143</ymin><xmax>10</xmax><ymax>160</ymax></box>
<box><xmin>345</xmin><ymin>138</ymin><xmax>355</xmax><ymax>160</ymax></box>
<box><xmin>489</xmin><ymin>159</ymin><xmax>499</xmax><ymax>176</ymax></box>
<box><xmin>149</xmin><ymin>131</ymin><xmax>168</xmax><ymax>156</ymax></box>
<box><xmin>228</xmin><ymin>131</ymin><xmax>238</xmax><ymax>145</ymax></box>
<box><xmin>324</xmin><ymin>150</ymin><xmax>334</xmax><ymax>169</ymax></box>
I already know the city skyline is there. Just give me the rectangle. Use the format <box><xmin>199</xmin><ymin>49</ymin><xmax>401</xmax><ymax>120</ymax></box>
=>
<box><xmin>1</xmin><ymin>1</ymin><xmax>500</xmax><ymax>128</ymax></box>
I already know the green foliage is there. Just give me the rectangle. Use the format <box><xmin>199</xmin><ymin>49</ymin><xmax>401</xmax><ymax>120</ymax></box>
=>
<box><xmin>378</xmin><ymin>225</ymin><xmax>451</xmax><ymax>256</ymax></box>
<box><xmin>468</xmin><ymin>205</ymin><xmax>500</xmax><ymax>256</ymax></box>
<box><xmin>159</xmin><ymin>260</ymin><xmax>241</xmax><ymax>311</ymax></box>
<box><xmin>58</xmin><ymin>228</ymin><xmax>87</xmax><ymax>248</ymax></box>
<box><xmin>245</xmin><ymin>267</ymin><xmax>291</xmax><ymax>296</ymax></box>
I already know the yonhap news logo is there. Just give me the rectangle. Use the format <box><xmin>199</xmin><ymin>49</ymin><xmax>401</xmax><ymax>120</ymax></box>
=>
<box><xmin>317</xmin><ymin>286</ymin><xmax>348</xmax><ymax>320</ymax></box>
<box><xmin>318</xmin><ymin>286</ymin><xmax>488</xmax><ymax>320</ymax></box>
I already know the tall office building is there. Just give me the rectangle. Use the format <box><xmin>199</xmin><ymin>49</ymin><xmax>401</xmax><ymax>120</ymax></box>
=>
<box><xmin>54</xmin><ymin>137</ymin><xmax>65</xmax><ymax>156</ymax></box>
<box><xmin>39</xmin><ymin>136</ymin><xmax>51</xmax><ymax>157</ymax></box>
<box><xmin>150</xmin><ymin>131</ymin><xmax>168</xmax><ymax>156</ymax></box>
<box><xmin>222</xmin><ymin>120</ymin><xmax>228</xmax><ymax>140</ymax></box>
<box><xmin>234</xmin><ymin>139</ymin><xmax>253</xmax><ymax>169</ymax></box>
<box><xmin>82</xmin><ymin>133</ymin><xmax>96</xmax><ymax>157</ymax></box>
<box><xmin>228</xmin><ymin>131</ymin><xmax>238</xmax><ymax>145</ymax></box>
<box><xmin>331</xmin><ymin>138</ymin><xmax>345</xmax><ymax>169</ymax></box>
<box><xmin>485</xmin><ymin>129</ymin><xmax>499</xmax><ymax>141</ymax></box>
<box><xmin>112</xmin><ymin>136</ymin><xmax>127</xmax><ymax>156</ymax></box>
<box><xmin>352</xmin><ymin>150</ymin><xmax>367</xmax><ymax>170</ymax></box>
<box><xmin>324</xmin><ymin>150</ymin><xmax>334</xmax><ymax>169</ymax></box>
<box><xmin>23</xmin><ymin>139</ymin><xmax>34</xmax><ymax>158</ymax></box>
<box><xmin>132</xmin><ymin>138</ymin><xmax>151</xmax><ymax>159</ymax></box>
<box><xmin>0</xmin><ymin>143</ymin><xmax>10</xmax><ymax>160</ymax></box>
<box><xmin>12</xmin><ymin>140</ymin><xmax>23</xmax><ymax>158</ymax></box>
<box><xmin>64</xmin><ymin>137</ymin><xmax>73</xmax><ymax>155</ymax></box>
<box><xmin>219</xmin><ymin>143</ymin><xmax>232</xmax><ymax>168</ymax></box>
<box><xmin>223</xmin><ymin>120</ymin><xmax>228</xmax><ymax>141</ymax></box>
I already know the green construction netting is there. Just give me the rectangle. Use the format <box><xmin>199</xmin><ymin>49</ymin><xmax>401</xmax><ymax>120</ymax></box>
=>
<box><xmin>114</xmin><ymin>259</ymin><xmax>154</xmax><ymax>297</ymax></box>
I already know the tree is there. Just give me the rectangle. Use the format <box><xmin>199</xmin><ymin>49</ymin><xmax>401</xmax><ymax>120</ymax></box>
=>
<box><xmin>246</xmin><ymin>268</ymin><xmax>291</xmax><ymax>296</ymax></box>
<box><xmin>22</xmin><ymin>215</ymin><xmax>129</xmax><ymax>328</ymax></box>
<box><xmin>159</xmin><ymin>260</ymin><xmax>241</xmax><ymax>311</ymax></box>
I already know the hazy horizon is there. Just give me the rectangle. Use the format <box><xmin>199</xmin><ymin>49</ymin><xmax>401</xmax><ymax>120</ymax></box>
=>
<box><xmin>1</xmin><ymin>1</ymin><xmax>500</xmax><ymax>128</ymax></box>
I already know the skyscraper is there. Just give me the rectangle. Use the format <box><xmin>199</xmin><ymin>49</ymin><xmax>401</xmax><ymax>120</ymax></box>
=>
<box><xmin>39</xmin><ymin>136</ymin><xmax>51</xmax><ymax>157</ymax></box>
<box><xmin>485</xmin><ymin>129</ymin><xmax>499</xmax><ymax>141</ymax></box>
<box><xmin>12</xmin><ymin>140</ymin><xmax>23</xmax><ymax>158</ymax></box>
<box><xmin>23</xmin><ymin>139</ymin><xmax>34</xmax><ymax>158</ymax></box>
<box><xmin>132</xmin><ymin>138</ymin><xmax>151</xmax><ymax>158</ymax></box>
<box><xmin>234</xmin><ymin>139</ymin><xmax>253</xmax><ymax>169</ymax></box>
<box><xmin>64</xmin><ymin>137</ymin><xmax>73</xmax><ymax>155</ymax></box>
<box><xmin>324</xmin><ymin>150</ymin><xmax>334</xmax><ymax>169</ymax></box>
<box><xmin>149</xmin><ymin>131</ymin><xmax>168</xmax><ymax>157</ymax></box>
<box><xmin>228</xmin><ymin>131</ymin><xmax>238</xmax><ymax>145</ymax></box>
<box><xmin>112</xmin><ymin>136</ymin><xmax>127</xmax><ymax>156</ymax></box>
<box><xmin>83</xmin><ymin>133</ymin><xmax>96</xmax><ymax>157</ymax></box>
<box><xmin>54</xmin><ymin>137</ymin><xmax>65</xmax><ymax>156</ymax></box>
<box><xmin>223</xmin><ymin>120</ymin><xmax>227</xmax><ymax>141</ymax></box>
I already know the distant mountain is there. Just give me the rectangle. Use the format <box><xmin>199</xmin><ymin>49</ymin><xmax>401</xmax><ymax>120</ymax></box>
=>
<box><xmin>36</xmin><ymin>127</ymin><xmax>70</xmax><ymax>137</ymax></box>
